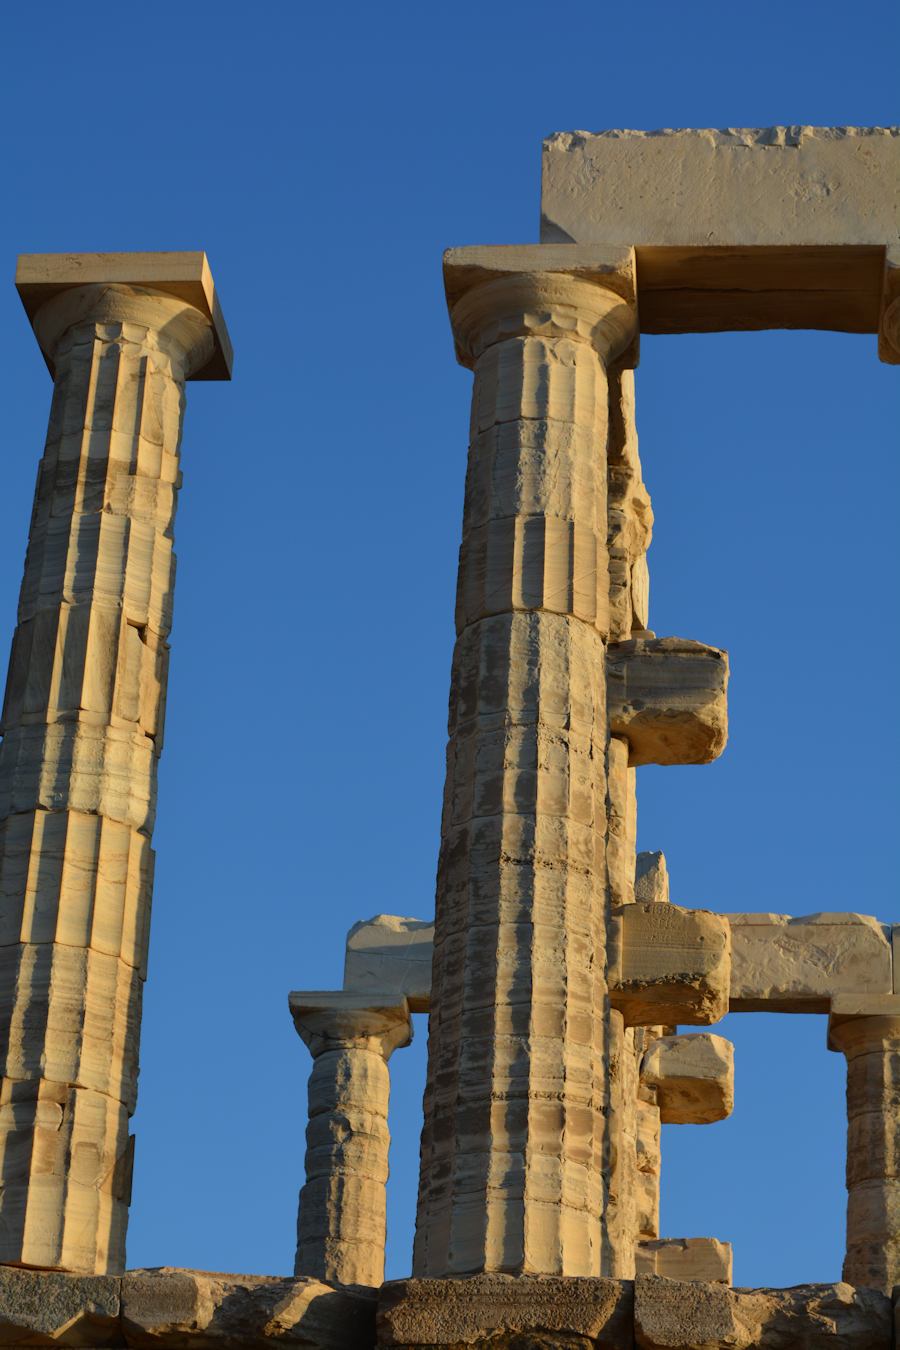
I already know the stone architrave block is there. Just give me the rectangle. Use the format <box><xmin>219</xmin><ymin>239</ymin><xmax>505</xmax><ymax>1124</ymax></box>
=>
<box><xmin>542</xmin><ymin>129</ymin><xmax>900</xmax><ymax>250</ymax></box>
<box><xmin>0</xmin><ymin>1266</ymin><xmax>121</xmax><ymax>1345</ymax></box>
<box><xmin>377</xmin><ymin>1276</ymin><xmax>634</xmax><ymax>1348</ymax></box>
<box><xmin>728</xmin><ymin>912</ymin><xmax>892</xmax><ymax>1013</ymax></box>
<box><xmin>640</xmin><ymin>1033</ymin><xmax>734</xmax><ymax>1124</ymax></box>
<box><xmin>541</xmin><ymin>129</ymin><xmax>900</xmax><ymax>344</ymax></box>
<box><xmin>607</xmin><ymin>638</ymin><xmax>729</xmax><ymax>766</ymax></box>
<box><xmin>633</xmin><ymin>1276</ymin><xmax>892</xmax><ymax>1350</ymax></box>
<box><xmin>343</xmin><ymin>915</ymin><xmax>435</xmax><ymax>1012</ymax></box>
<box><xmin>636</xmin><ymin>851</ymin><xmax>669</xmax><ymax>904</ymax></box>
<box><xmin>635</xmin><ymin>1237</ymin><xmax>733</xmax><ymax>1284</ymax></box>
<box><xmin>120</xmin><ymin>1269</ymin><xmax>376</xmax><ymax>1348</ymax></box>
<box><xmin>611</xmin><ymin>903</ymin><xmax>731</xmax><ymax>1027</ymax></box>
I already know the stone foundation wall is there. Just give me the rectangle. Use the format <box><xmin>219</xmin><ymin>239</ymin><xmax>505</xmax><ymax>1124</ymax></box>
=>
<box><xmin>2</xmin><ymin>1268</ymin><xmax>899</xmax><ymax>1349</ymax></box>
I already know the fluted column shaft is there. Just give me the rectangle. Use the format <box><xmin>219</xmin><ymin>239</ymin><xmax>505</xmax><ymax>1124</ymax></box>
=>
<box><xmin>292</xmin><ymin>995</ymin><xmax>412</xmax><ymax>1288</ymax></box>
<box><xmin>414</xmin><ymin>271</ymin><xmax>636</xmax><ymax>1277</ymax></box>
<box><xmin>830</xmin><ymin>1013</ymin><xmax>900</xmax><ymax>1292</ymax></box>
<box><xmin>0</xmin><ymin>281</ymin><xmax>217</xmax><ymax>1273</ymax></box>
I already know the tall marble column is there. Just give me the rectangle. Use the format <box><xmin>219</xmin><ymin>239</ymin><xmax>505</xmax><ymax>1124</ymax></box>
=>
<box><xmin>414</xmin><ymin>249</ymin><xmax>637</xmax><ymax>1278</ymax></box>
<box><xmin>829</xmin><ymin>1001</ymin><xmax>900</xmax><ymax>1292</ymax></box>
<box><xmin>291</xmin><ymin>992</ymin><xmax>412</xmax><ymax>1288</ymax></box>
<box><xmin>0</xmin><ymin>254</ymin><xmax>231</xmax><ymax>1273</ymax></box>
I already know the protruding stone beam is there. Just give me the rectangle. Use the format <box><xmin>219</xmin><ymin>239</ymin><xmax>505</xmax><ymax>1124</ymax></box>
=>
<box><xmin>0</xmin><ymin>253</ymin><xmax>230</xmax><ymax>1275</ymax></box>
<box><xmin>290</xmin><ymin>991</ymin><xmax>412</xmax><ymax>1289</ymax></box>
<box><xmin>607</xmin><ymin>637</ymin><xmax>729</xmax><ymax>765</ymax></box>
<box><xmin>635</xmin><ymin>1237</ymin><xmax>733</xmax><ymax>1284</ymax></box>
<box><xmin>828</xmin><ymin>995</ymin><xmax>900</xmax><ymax>1294</ymax></box>
<box><xmin>342</xmin><ymin>908</ymin><xmax>893</xmax><ymax>1019</ymax></box>
<box><xmin>640</xmin><ymin>1032</ymin><xmax>734</xmax><ymax>1125</ymax></box>
<box><xmin>610</xmin><ymin>903</ymin><xmax>731</xmax><ymax>1027</ymax></box>
<box><xmin>729</xmin><ymin>912</ymin><xmax>892</xmax><ymax>1013</ymax></box>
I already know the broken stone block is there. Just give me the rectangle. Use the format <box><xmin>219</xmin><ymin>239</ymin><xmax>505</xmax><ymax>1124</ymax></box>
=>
<box><xmin>635</xmin><ymin>1237</ymin><xmax>733</xmax><ymax>1284</ymax></box>
<box><xmin>640</xmin><ymin>1033</ymin><xmax>734</xmax><ymax>1124</ymax></box>
<box><xmin>607</xmin><ymin>638</ymin><xmax>729</xmax><ymax>766</ymax></box>
<box><xmin>121</xmin><ymin>1268</ymin><xmax>376</xmax><ymax>1347</ymax></box>
<box><xmin>0</xmin><ymin>1266</ymin><xmax>121</xmax><ymax>1345</ymax></box>
<box><xmin>343</xmin><ymin>915</ymin><xmax>434</xmax><ymax>1012</ymax></box>
<box><xmin>728</xmin><ymin>912</ymin><xmax>892</xmax><ymax>1012</ymax></box>
<box><xmin>634</xmin><ymin>1276</ymin><xmax>891</xmax><ymax>1350</ymax></box>
<box><xmin>377</xmin><ymin>1275</ymin><xmax>633</xmax><ymax>1348</ymax></box>
<box><xmin>636</xmin><ymin>851</ymin><xmax>669</xmax><ymax>904</ymax></box>
<box><xmin>611</xmin><ymin>903</ymin><xmax>731</xmax><ymax>1027</ymax></box>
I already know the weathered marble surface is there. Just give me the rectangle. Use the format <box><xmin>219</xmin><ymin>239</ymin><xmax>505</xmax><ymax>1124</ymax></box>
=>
<box><xmin>0</xmin><ymin>1266</ymin><xmax>374</xmax><ymax>1347</ymax></box>
<box><xmin>291</xmin><ymin>993</ymin><xmax>412</xmax><ymax>1289</ymax></box>
<box><xmin>0</xmin><ymin>258</ymin><xmax>230</xmax><ymax>1273</ymax></box>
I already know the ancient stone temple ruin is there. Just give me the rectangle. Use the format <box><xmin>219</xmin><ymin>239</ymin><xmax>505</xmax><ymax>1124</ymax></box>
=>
<box><xmin>0</xmin><ymin>128</ymin><xmax>897</xmax><ymax>1348</ymax></box>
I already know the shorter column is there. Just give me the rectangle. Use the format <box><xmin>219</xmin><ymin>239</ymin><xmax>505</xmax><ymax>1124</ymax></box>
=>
<box><xmin>829</xmin><ymin>997</ymin><xmax>900</xmax><ymax>1293</ymax></box>
<box><xmin>290</xmin><ymin>990</ymin><xmax>412</xmax><ymax>1289</ymax></box>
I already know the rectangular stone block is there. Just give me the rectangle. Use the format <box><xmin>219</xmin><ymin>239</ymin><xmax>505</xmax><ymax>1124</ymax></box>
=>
<box><xmin>640</xmin><ymin>1033</ymin><xmax>734</xmax><ymax>1125</ymax></box>
<box><xmin>635</xmin><ymin>1237</ymin><xmax>733</xmax><ymax>1284</ymax></box>
<box><xmin>0</xmin><ymin>1266</ymin><xmax>121</xmax><ymax>1344</ymax></box>
<box><xmin>611</xmin><ymin>903</ymin><xmax>731</xmax><ymax>1027</ymax></box>
<box><xmin>378</xmin><ymin>1276</ymin><xmax>633</xmax><ymax>1348</ymax></box>
<box><xmin>728</xmin><ymin>912</ymin><xmax>892</xmax><ymax>1013</ymax></box>
<box><xmin>343</xmin><ymin>915</ymin><xmax>434</xmax><ymax>1012</ymax></box>
<box><xmin>607</xmin><ymin>638</ymin><xmax>728</xmax><ymax>766</ymax></box>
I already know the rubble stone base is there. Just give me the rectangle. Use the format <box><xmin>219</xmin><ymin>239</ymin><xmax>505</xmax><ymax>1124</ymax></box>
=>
<box><xmin>0</xmin><ymin>1268</ymin><xmax>895</xmax><ymax>1349</ymax></box>
<box><xmin>0</xmin><ymin>1266</ymin><xmax>375</xmax><ymax>1347</ymax></box>
<box><xmin>377</xmin><ymin>1274</ymin><xmax>894</xmax><ymax>1350</ymax></box>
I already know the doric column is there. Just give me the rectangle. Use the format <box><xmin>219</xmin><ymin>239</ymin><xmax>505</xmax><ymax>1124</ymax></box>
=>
<box><xmin>0</xmin><ymin>254</ymin><xmax>231</xmax><ymax>1273</ymax></box>
<box><xmin>829</xmin><ymin>999</ymin><xmax>900</xmax><ymax>1292</ymax></box>
<box><xmin>414</xmin><ymin>247</ymin><xmax>638</xmax><ymax>1278</ymax></box>
<box><xmin>291</xmin><ymin>991</ymin><xmax>412</xmax><ymax>1288</ymax></box>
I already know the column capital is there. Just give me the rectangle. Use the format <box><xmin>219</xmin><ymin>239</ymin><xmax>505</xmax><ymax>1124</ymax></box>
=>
<box><xmin>16</xmin><ymin>252</ymin><xmax>232</xmax><ymax>381</ymax></box>
<box><xmin>444</xmin><ymin>244</ymin><xmax>637</xmax><ymax>369</ymax></box>
<box><xmin>828</xmin><ymin>995</ymin><xmax>900</xmax><ymax>1053</ymax></box>
<box><xmin>289</xmin><ymin>989</ymin><xmax>412</xmax><ymax>1060</ymax></box>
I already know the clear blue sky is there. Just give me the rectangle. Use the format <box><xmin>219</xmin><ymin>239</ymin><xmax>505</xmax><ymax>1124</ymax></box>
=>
<box><xmin>0</xmin><ymin>0</ymin><xmax>897</xmax><ymax>1289</ymax></box>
